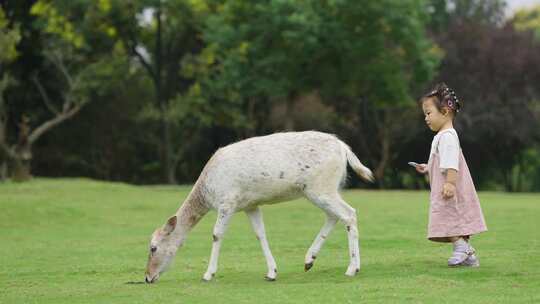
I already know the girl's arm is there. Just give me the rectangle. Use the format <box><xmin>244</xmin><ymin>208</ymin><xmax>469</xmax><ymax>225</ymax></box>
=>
<box><xmin>415</xmin><ymin>164</ymin><xmax>427</xmax><ymax>174</ymax></box>
<box><xmin>443</xmin><ymin>169</ymin><xmax>457</xmax><ymax>199</ymax></box>
<box><xmin>438</xmin><ymin>131</ymin><xmax>459</xmax><ymax>199</ymax></box>
<box><xmin>414</xmin><ymin>164</ymin><xmax>430</xmax><ymax>184</ymax></box>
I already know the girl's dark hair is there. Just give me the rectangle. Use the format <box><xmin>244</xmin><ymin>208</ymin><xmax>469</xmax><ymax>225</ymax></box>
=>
<box><xmin>421</xmin><ymin>83</ymin><xmax>462</xmax><ymax>114</ymax></box>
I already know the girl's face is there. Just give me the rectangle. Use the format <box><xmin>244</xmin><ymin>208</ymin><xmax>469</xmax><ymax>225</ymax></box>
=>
<box><xmin>422</xmin><ymin>98</ymin><xmax>452</xmax><ymax>132</ymax></box>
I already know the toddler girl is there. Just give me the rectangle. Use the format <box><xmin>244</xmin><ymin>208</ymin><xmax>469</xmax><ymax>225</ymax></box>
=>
<box><xmin>414</xmin><ymin>83</ymin><xmax>487</xmax><ymax>267</ymax></box>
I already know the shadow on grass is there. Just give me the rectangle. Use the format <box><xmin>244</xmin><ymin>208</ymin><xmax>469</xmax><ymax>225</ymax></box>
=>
<box><xmin>120</xmin><ymin>256</ymin><xmax>498</xmax><ymax>288</ymax></box>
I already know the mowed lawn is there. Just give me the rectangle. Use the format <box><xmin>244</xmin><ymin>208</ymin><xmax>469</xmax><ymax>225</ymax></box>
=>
<box><xmin>1</xmin><ymin>178</ymin><xmax>539</xmax><ymax>304</ymax></box>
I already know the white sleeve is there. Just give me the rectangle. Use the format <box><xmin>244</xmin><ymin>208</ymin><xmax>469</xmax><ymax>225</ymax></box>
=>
<box><xmin>438</xmin><ymin>132</ymin><xmax>460</xmax><ymax>172</ymax></box>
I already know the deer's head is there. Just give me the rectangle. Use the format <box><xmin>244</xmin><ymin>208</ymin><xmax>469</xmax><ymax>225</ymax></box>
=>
<box><xmin>145</xmin><ymin>216</ymin><xmax>178</xmax><ymax>283</ymax></box>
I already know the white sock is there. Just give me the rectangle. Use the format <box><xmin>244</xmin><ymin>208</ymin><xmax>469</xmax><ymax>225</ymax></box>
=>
<box><xmin>453</xmin><ymin>238</ymin><xmax>467</xmax><ymax>247</ymax></box>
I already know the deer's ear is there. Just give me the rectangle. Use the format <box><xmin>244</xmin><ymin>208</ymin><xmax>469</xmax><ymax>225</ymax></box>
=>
<box><xmin>163</xmin><ymin>216</ymin><xmax>177</xmax><ymax>234</ymax></box>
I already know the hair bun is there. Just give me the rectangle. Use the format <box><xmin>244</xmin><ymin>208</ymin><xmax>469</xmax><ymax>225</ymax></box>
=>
<box><xmin>425</xmin><ymin>82</ymin><xmax>461</xmax><ymax>113</ymax></box>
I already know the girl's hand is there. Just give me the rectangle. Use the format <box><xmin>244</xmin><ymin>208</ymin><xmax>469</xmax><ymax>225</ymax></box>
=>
<box><xmin>415</xmin><ymin>164</ymin><xmax>427</xmax><ymax>174</ymax></box>
<box><xmin>442</xmin><ymin>182</ymin><xmax>456</xmax><ymax>199</ymax></box>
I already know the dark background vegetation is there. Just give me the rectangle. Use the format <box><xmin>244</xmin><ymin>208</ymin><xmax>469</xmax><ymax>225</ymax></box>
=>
<box><xmin>1</xmin><ymin>0</ymin><xmax>539</xmax><ymax>191</ymax></box>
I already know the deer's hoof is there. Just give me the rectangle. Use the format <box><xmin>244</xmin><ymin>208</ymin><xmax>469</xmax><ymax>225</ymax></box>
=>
<box><xmin>345</xmin><ymin>267</ymin><xmax>359</xmax><ymax>277</ymax></box>
<box><xmin>202</xmin><ymin>272</ymin><xmax>215</xmax><ymax>282</ymax></box>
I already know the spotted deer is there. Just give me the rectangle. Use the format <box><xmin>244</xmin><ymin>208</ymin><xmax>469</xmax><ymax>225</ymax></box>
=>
<box><xmin>145</xmin><ymin>131</ymin><xmax>374</xmax><ymax>283</ymax></box>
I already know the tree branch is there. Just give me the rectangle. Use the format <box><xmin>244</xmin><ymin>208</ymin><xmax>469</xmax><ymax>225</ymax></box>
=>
<box><xmin>0</xmin><ymin>139</ymin><xmax>15</xmax><ymax>159</ymax></box>
<box><xmin>28</xmin><ymin>104</ymin><xmax>83</xmax><ymax>145</ymax></box>
<box><xmin>133</xmin><ymin>46</ymin><xmax>156</xmax><ymax>80</ymax></box>
<box><xmin>0</xmin><ymin>115</ymin><xmax>7</xmax><ymax>153</ymax></box>
<box><xmin>126</xmin><ymin>33</ymin><xmax>156</xmax><ymax>80</ymax></box>
<box><xmin>46</xmin><ymin>51</ymin><xmax>74</xmax><ymax>88</ymax></box>
<box><xmin>31</xmin><ymin>74</ymin><xmax>60</xmax><ymax>115</ymax></box>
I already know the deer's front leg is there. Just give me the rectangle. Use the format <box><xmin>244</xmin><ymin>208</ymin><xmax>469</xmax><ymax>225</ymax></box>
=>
<box><xmin>203</xmin><ymin>209</ymin><xmax>233</xmax><ymax>281</ymax></box>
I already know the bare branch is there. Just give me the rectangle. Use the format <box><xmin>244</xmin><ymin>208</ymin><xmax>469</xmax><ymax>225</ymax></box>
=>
<box><xmin>27</xmin><ymin>48</ymin><xmax>91</xmax><ymax>145</ymax></box>
<box><xmin>0</xmin><ymin>139</ymin><xmax>15</xmax><ymax>159</ymax></box>
<box><xmin>126</xmin><ymin>31</ymin><xmax>156</xmax><ymax>80</ymax></box>
<box><xmin>62</xmin><ymin>92</ymin><xmax>73</xmax><ymax>112</ymax></box>
<box><xmin>46</xmin><ymin>51</ymin><xmax>74</xmax><ymax>88</ymax></box>
<box><xmin>28</xmin><ymin>104</ymin><xmax>83</xmax><ymax>145</ymax></box>
<box><xmin>0</xmin><ymin>118</ymin><xmax>8</xmax><ymax>156</ymax></box>
<box><xmin>132</xmin><ymin>45</ymin><xmax>156</xmax><ymax>80</ymax></box>
<box><xmin>0</xmin><ymin>75</ymin><xmax>15</xmax><ymax>159</ymax></box>
<box><xmin>31</xmin><ymin>74</ymin><xmax>60</xmax><ymax>115</ymax></box>
<box><xmin>0</xmin><ymin>118</ymin><xmax>5</xmax><ymax>144</ymax></box>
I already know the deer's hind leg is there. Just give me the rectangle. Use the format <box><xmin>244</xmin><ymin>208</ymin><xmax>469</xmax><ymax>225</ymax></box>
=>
<box><xmin>304</xmin><ymin>213</ymin><xmax>338</xmax><ymax>271</ymax></box>
<box><xmin>304</xmin><ymin>191</ymin><xmax>360</xmax><ymax>276</ymax></box>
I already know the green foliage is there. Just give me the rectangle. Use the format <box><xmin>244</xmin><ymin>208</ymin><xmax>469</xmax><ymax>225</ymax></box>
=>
<box><xmin>0</xmin><ymin>6</ymin><xmax>21</xmax><ymax>102</ymax></box>
<box><xmin>1</xmin><ymin>179</ymin><xmax>540</xmax><ymax>302</ymax></box>
<box><xmin>197</xmin><ymin>0</ymin><xmax>439</xmax><ymax>106</ymax></box>
<box><xmin>510</xmin><ymin>147</ymin><xmax>540</xmax><ymax>192</ymax></box>
<box><xmin>513</xmin><ymin>5</ymin><xmax>540</xmax><ymax>41</ymax></box>
<box><xmin>0</xmin><ymin>7</ymin><xmax>21</xmax><ymax>63</ymax></box>
<box><xmin>177</xmin><ymin>0</ymin><xmax>441</xmax><ymax>145</ymax></box>
<box><xmin>2</xmin><ymin>0</ymin><xmax>539</xmax><ymax>190</ymax></box>
<box><xmin>30</xmin><ymin>1</ymin><xmax>85</xmax><ymax>48</ymax></box>
<box><xmin>28</xmin><ymin>0</ymin><xmax>132</xmax><ymax>108</ymax></box>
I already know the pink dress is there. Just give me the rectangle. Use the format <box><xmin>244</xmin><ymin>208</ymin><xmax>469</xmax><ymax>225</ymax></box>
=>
<box><xmin>427</xmin><ymin>131</ymin><xmax>488</xmax><ymax>242</ymax></box>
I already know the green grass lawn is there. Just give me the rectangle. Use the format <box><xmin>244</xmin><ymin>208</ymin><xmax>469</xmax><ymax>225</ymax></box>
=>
<box><xmin>1</xmin><ymin>178</ymin><xmax>539</xmax><ymax>303</ymax></box>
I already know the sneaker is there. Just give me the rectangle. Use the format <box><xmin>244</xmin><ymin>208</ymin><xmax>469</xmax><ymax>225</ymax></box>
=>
<box><xmin>461</xmin><ymin>253</ymin><xmax>480</xmax><ymax>267</ymax></box>
<box><xmin>448</xmin><ymin>238</ymin><xmax>474</xmax><ymax>267</ymax></box>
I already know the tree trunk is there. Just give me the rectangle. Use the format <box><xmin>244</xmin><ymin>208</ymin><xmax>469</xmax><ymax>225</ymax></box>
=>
<box><xmin>165</xmin><ymin>137</ymin><xmax>176</xmax><ymax>185</ymax></box>
<box><xmin>374</xmin><ymin>128</ymin><xmax>390</xmax><ymax>188</ymax></box>
<box><xmin>0</xmin><ymin>160</ymin><xmax>7</xmax><ymax>181</ymax></box>
<box><xmin>373</xmin><ymin>109</ymin><xmax>394</xmax><ymax>188</ymax></box>
<box><xmin>244</xmin><ymin>97</ymin><xmax>256</xmax><ymax>138</ymax></box>
<box><xmin>11</xmin><ymin>116</ymin><xmax>32</xmax><ymax>182</ymax></box>
<box><xmin>503</xmin><ymin>168</ymin><xmax>512</xmax><ymax>192</ymax></box>
<box><xmin>155</xmin><ymin>3</ymin><xmax>175</xmax><ymax>184</ymax></box>
<box><xmin>0</xmin><ymin>105</ymin><xmax>7</xmax><ymax>182</ymax></box>
<box><xmin>284</xmin><ymin>92</ymin><xmax>297</xmax><ymax>131</ymax></box>
<box><xmin>11</xmin><ymin>156</ymin><xmax>31</xmax><ymax>182</ymax></box>
<box><xmin>516</xmin><ymin>155</ymin><xmax>524</xmax><ymax>192</ymax></box>
<box><xmin>159</xmin><ymin>103</ymin><xmax>175</xmax><ymax>184</ymax></box>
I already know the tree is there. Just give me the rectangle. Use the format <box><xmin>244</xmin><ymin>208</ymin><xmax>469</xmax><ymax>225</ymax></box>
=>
<box><xmin>192</xmin><ymin>0</ymin><xmax>439</xmax><ymax>186</ymax></box>
<box><xmin>102</xmin><ymin>0</ymin><xmax>207</xmax><ymax>184</ymax></box>
<box><xmin>0</xmin><ymin>5</ymin><xmax>21</xmax><ymax>180</ymax></box>
<box><xmin>512</xmin><ymin>4</ymin><xmax>540</xmax><ymax>41</ymax></box>
<box><xmin>0</xmin><ymin>0</ymin><xmax>126</xmax><ymax>181</ymax></box>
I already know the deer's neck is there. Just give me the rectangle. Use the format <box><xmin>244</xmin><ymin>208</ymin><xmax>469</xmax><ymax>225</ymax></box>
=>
<box><xmin>171</xmin><ymin>183</ymin><xmax>210</xmax><ymax>248</ymax></box>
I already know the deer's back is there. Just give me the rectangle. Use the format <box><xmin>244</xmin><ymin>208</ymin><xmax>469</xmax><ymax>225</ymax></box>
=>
<box><xmin>198</xmin><ymin>131</ymin><xmax>347</xmax><ymax>210</ymax></box>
